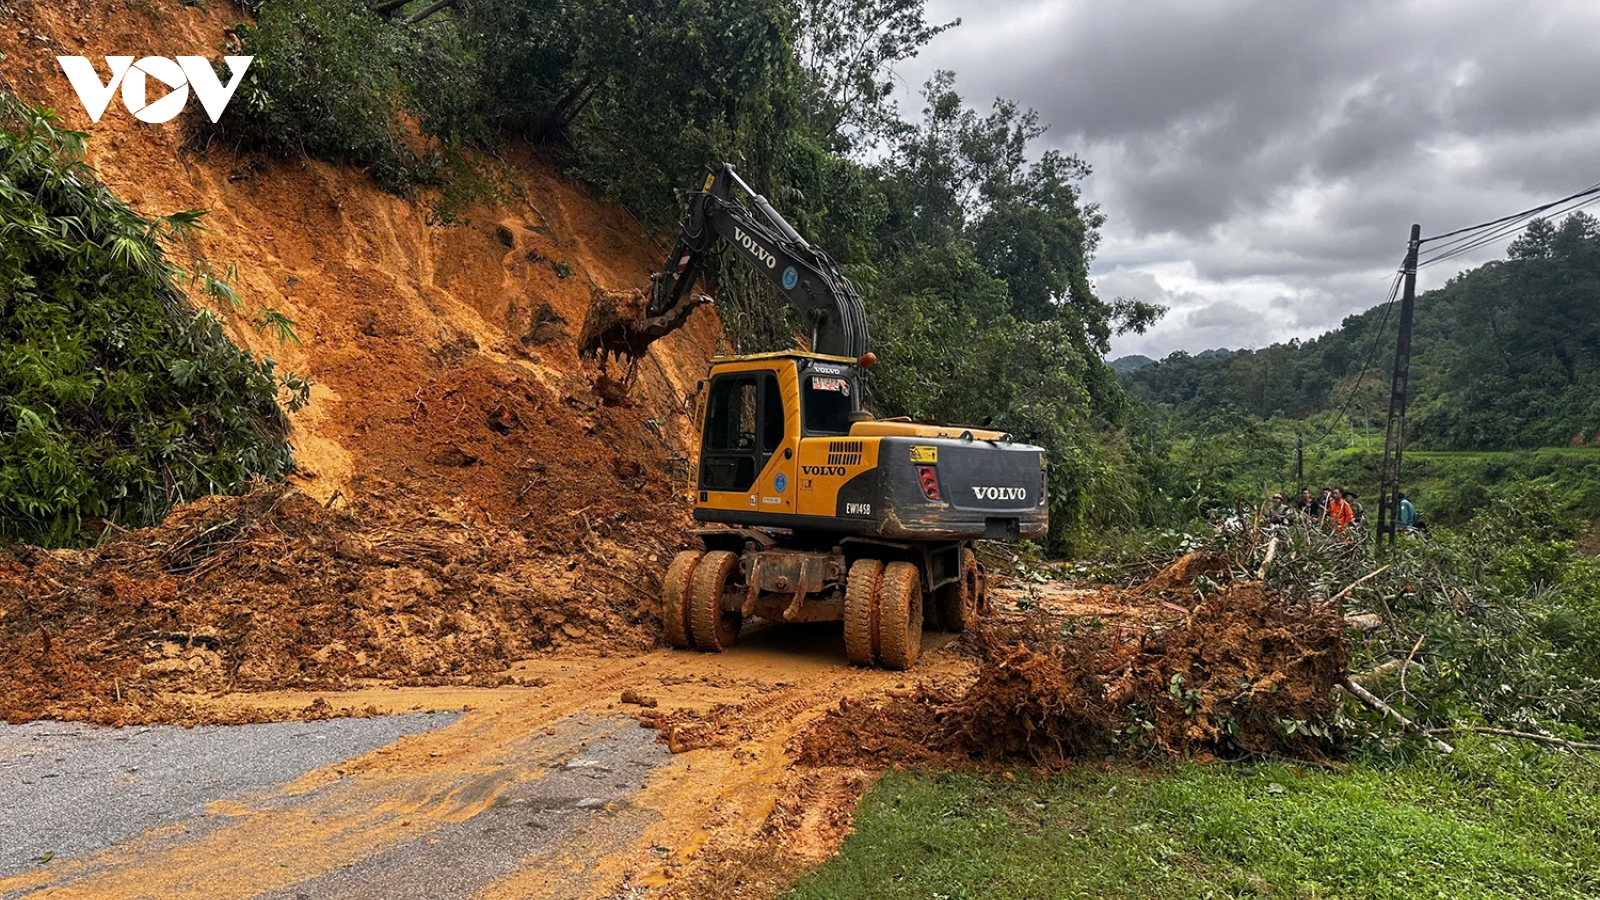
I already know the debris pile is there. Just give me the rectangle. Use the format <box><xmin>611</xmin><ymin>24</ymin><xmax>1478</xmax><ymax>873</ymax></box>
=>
<box><xmin>797</xmin><ymin>557</ymin><xmax>1348</xmax><ymax>767</ymax></box>
<box><xmin>0</xmin><ymin>485</ymin><xmax>671</xmax><ymax>725</ymax></box>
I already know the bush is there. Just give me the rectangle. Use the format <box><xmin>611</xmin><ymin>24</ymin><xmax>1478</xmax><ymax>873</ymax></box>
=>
<box><xmin>1</xmin><ymin>93</ymin><xmax>297</xmax><ymax>546</ymax></box>
<box><xmin>1217</xmin><ymin>484</ymin><xmax>1600</xmax><ymax>741</ymax></box>
<box><xmin>200</xmin><ymin>0</ymin><xmax>466</xmax><ymax>194</ymax></box>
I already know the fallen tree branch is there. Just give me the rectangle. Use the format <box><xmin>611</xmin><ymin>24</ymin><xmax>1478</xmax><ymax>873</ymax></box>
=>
<box><xmin>1422</xmin><ymin>726</ymin><xmax>1600</xmax><ymax>752</ymax></box>
<box><xmin>1256</xmin><ymin>535</ymin><xmax>1278</xmax><ymax>580</ymax></box>
<box><xmin>1343</xmin><ymin>613</ymin><xmax>1383</xmax><ymax>632</ymax></box>
<box><xmin>406</xmin><ymin>0</ymin><xmax>460</xmax><ymax>23</ymax></box>
<box><xmin>1350</xmin><ymin>657</ymin><xmax>1422</xmax><ymax>684</ymax></box>
<box><xmin>1399</xmin><ymin>632</ymin><xmax>1425</xmax><ymax>699</ymax></box>
<box><xmin>1329</xmin><ymin>566</ymin><xmax>1389</xmax><ymax>606</ymax></box>
<box><xmin>1341</xmin><ymin>675</ymin><xmax>1453</xmax><ymax>753</ymax></box>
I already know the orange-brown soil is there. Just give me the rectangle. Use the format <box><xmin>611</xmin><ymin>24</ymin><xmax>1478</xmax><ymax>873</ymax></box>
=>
<box><xmin>796</xmin><ymin>556</ymin><xmax>1348</xmax><ymax>770</ymax></box>
<box><xmin>0</xmin><ymin>0</ymin><xmax>721</xmax><ymax>723</ymax></box>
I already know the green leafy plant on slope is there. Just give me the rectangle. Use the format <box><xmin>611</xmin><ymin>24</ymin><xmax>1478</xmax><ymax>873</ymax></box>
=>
<box><xmin>1</xmin><ymin>91</ymin><xmax>301</xmax><ymax>546</ymax></box>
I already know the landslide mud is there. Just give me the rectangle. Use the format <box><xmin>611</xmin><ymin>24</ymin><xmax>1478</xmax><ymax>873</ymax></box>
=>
<box><xmin>0</xmin><ymin>627</ymin><xmax>975</xmax><ymax>900</ymax></box>
<box><xmin>0</xmin><ymin>1</ymin><xmax>720</xmax><ymax>725</ymax></box>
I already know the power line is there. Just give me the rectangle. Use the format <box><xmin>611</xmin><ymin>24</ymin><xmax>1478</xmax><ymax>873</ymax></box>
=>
<box><xmin>1419</xmin><ymin>180</ymin><xmax>1600</xmax><ymax>244</ymax></box>
<box><xmin>1418</xmin><ymin>193</ymin><xmax>1600</xmax><ymax>270</ymax></box>
<box><xmin>1305</xmin><ymin>265</ymin><xmax>1404</xmax><ymax>446</ymax></box>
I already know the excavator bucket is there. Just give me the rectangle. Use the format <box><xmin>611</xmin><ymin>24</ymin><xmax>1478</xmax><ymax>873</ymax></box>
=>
<box><xmin>578</xmin><ymin>287</ymin><xmax>708</xmax><ymax>365</ymax></box>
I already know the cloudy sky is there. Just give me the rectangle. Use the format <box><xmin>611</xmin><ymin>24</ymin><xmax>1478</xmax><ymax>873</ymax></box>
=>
<box><xmin>896</xmin><ymin>0</ymin><xmax>1600</xmax><ymax>359</ymax></box>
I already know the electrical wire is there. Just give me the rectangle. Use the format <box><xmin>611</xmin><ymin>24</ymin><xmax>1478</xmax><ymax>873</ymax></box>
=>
<box><xmin>1419</xmin><ymin>180</ymin><xmax>1600</xmax><ymax>244</ymax></box>
<box><xmin>1418</xmin><ymin>193</ymin><xmax>1600</xmax><ymax>270</ymax></box>
<box><xmin>1304</xmin><ymin>265</ymin><xmax>1405</xmax><ymax>447</ymax></box>
<box><xmin>1420</xmin><ymin>189</ymin><xmax>1600</xmax><ymax>263</ymax></box>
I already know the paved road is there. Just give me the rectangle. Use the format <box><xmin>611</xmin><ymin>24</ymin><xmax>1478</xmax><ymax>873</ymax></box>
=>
<box><xmin>0</xmin><ymin>714</ymin><xmax>459</xmax><ymax>879</ymax></box>
<box><xmin>0</xmin><ymin>711</ymin><xmax>670</xmax><ymax>899</ymax></box>
<box><xmin>0</xmin><ymin>631</ymin><xmax>957</xmax><ymax>898</ymax></box>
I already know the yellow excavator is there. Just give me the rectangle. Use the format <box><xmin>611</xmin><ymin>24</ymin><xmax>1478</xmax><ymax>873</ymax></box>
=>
<box><xmin>646</xmin><ymin>164</ymin><xmax>1047</xmax><ymax>669</ymax></box>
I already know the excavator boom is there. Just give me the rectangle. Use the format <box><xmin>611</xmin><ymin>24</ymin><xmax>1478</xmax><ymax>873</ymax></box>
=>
<box><xmin>649</xmin><ymin>164</ymin><xmax>870</xmax><ymax>359</ymax></box>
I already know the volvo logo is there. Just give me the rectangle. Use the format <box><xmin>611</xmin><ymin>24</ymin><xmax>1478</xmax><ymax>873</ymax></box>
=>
<box><xmin>802</xmin><ymin>465</ymin><xmax>847</xmax><ymax>476</ymax></box>
<box><xmin>972</xmin><ymin>486</ymin><xmax>1027</xmax><ymax>502</ymax></box>
<box><xmin>733</xmin><ymin>226</ymin><xmax>778</xmax><ymax>269</ymax></box>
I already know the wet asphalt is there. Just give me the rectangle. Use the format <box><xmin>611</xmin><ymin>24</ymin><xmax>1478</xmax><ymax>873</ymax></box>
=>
<box><xmin>0</xmin><ymin>713</ymin><xmax>460</xmax><ymax>879</ymax></box>
<box><xmin>0</xmin><ymin>711</ymin><xmax>671</xmax><ymax>898</ymax></box>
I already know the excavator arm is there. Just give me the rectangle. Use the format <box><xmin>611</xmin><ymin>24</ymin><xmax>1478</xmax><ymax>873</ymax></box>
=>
<box><xmin>649</xmin><ymin>164</ymin><xmax>870</xmax><ymax>359</ymax></box>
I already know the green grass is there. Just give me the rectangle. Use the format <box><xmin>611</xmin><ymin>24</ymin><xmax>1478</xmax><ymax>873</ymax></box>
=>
<box><xmin>787</xmin><ymin>738</ymin><xmax>1600</xmax><ymax>900</ymax></box>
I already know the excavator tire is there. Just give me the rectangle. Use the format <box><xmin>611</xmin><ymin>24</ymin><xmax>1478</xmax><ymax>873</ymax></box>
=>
<box><xmin>843</xmin><ymin>559</ymin><xmax>884</xmax><ymax>667</ymax></box>
<box><xmin>661</xmin><ymin>550</ymin><xmax>703</xmax><ymax>649</ymax></box>
<box><xmin>877</xmin><ymin>561</ymin><xmax>923</xmax><ymax>670</ymax></box>
<box><xmin>688</xmin><ymin>550</ymin><xmax>742</xmax><ymax>652</ymax></box>
<box><xmin>934</xmin><ymin>547</ymin><xmax>981</xmax><ymax>633</ymax></box>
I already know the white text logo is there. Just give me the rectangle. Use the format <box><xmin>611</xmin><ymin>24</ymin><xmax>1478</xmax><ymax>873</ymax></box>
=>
<box><xmin>732</xmin><ymin>226</ymin><xmax>778</xmax><ymax>269</ymax></box>
<box><xmin>57</xmin><ymin>56</ymin><xmax>252</xmax><ymax>123</ymax></box>
<box><xmin>972</xmin><ymin>486</ymin><xmax>1026</xmax><ymax>502</ymax></box>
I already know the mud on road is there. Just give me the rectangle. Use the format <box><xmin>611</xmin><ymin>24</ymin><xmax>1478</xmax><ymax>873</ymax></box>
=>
<box><xmin>0</xmin><ymin>621</ymin><xmax>978</xmax><ymax>900</ymax></box>
<box><xmin>1</xmin><ymin>554</ymin><xmax>1346</xmax><ymax>899</ymax></box>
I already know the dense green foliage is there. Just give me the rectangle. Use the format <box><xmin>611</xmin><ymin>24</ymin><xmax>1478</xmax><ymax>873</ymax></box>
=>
<box><xmin>1124</xmin><ymin>214</ymin><xmax>1600</xmax><ymax>451</ymax></box>
<box><xmin>1313</xmin><ymin>447</ymin><xmax>1600</xmax><ymax>525</ymax></box>
<box><xmin>789</xmin><ymin>750</ymin><xmax>1600</xmax><ymax>899</ymax></box>
<box><xmin>0</xmin><ymin>93</ymin><xmax>297</xmax><ymax>546</ymax></box>
<box><xmin>1350</xmin><ymin>486</ymin><xmax>1600</xmax><ymax>735</ymax></box>
<box><xmin>1204</xmin><ymin>485</ymin><xmax>1598</xmax><ymax>738</ymax></box>
<box><xmin>209</xmin><ymin>0</ymin><xmax>1165</xmax><ymax>552</ymax></box>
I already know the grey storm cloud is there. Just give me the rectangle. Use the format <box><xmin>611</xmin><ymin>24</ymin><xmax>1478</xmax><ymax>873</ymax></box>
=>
<box><xmin>899</xmin><ymin>0</ymin><xmax>1600</xmax><ymax>358</ymax></box>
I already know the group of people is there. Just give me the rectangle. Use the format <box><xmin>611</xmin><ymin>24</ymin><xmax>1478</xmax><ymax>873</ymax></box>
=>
<box><xmin>1260</xmin><ymin>487</ymin><xmax>1425</xmax><ymax>536</ymax></box>
<box><xmin>1263</xmin><ymin>487</ymin><xmax>1366</xmax><ymax>532</ymax></box>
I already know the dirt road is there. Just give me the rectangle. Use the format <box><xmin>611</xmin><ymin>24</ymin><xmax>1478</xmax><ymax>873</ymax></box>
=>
<box><xmin>0</xmin><ymin>622</ymin><xmax>977</xmax><ymax>900</ymax></box>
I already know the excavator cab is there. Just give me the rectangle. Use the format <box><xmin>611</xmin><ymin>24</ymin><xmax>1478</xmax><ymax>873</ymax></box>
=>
<box><xmin>691</xmin><ymin>352</ymin><xmax>862</xmax><ymax>524</ymax></box>
<box><xmin>688</xmin><ymin>350</ymin><xmax>1046</xmax><ymax>543</ymax></box>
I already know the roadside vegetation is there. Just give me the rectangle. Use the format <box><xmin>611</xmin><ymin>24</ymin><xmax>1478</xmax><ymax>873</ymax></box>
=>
<box><xmin>0</xmin><ymin>91</ymin><xmax>305</xmax><ymax>546</ymax></box>
<box><xmin>790</xmin><ymin>743</ymin><xmax>1600</xmax><ymax>900</ymax></box>
<box><xmin>795</xmin><ymin>485</ymin><xmax>1600</xmax><ymax>897</ymax></box>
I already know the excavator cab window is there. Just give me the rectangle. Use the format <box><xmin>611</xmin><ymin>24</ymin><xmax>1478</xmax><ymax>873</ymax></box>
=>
<box><xmin>802</xmin><ymin>375</ymin><xmax>855</xmax><ymax>435</ymax></box>
<box><xmin>700</xmin><ymin>372</ymin><xmax>784</xmax><ymax>492</ymax></box>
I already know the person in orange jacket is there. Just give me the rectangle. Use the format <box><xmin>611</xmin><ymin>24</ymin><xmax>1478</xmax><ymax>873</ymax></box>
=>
<box><xmin>1327</xmin><ymin>488</ymin><xmax>1355</xmax><ymax>532</ymax></box>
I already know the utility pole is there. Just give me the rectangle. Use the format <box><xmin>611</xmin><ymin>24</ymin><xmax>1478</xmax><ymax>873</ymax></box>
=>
<box><xmin>1378</xmin><ymin>224</ymin><xmax>1421</xmax><ymax>551</ymax></box>
<box><xmin>1296</xmin><ymin>433</ymin><xmax>1304</xmax><ymax>491</ymax></box>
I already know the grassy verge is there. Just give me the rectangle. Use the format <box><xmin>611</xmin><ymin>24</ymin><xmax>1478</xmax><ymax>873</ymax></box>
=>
<box><xmin>787</xmin><ymin>738</ymin><xmax>1600</xmax><ymax>899</ymax></box>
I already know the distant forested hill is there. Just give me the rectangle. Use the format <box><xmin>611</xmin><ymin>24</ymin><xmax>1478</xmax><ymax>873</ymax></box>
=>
<box><xmin>1108</xmin><ymin>354</ymin><xmax>1155</xmax><ymax>373</ymax></box>
<box><xmin>1121</xmin><ymin>213</ymin><xmax>1600</xmax><ymax>450</ymax></box>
